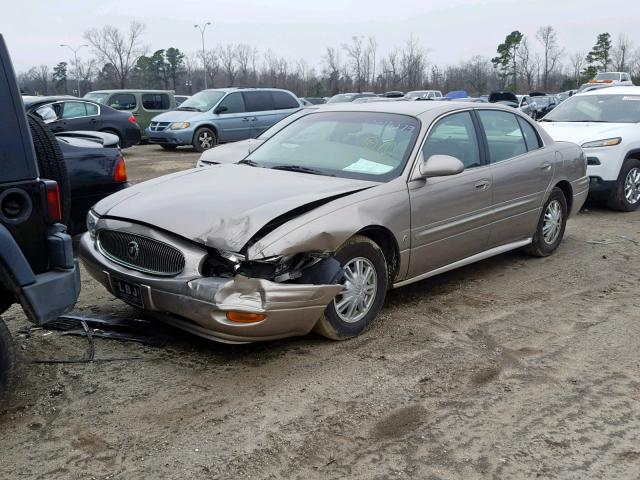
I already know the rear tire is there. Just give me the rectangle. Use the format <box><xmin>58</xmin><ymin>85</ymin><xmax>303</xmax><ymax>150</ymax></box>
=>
<box><xmin>524</xmin><ymin>187</ymin><xmax>568</xmax><ymax>257</ymax></box>
<box><xmin>192</xmin><ymin>127</ymin><xmax>217</xmax><ymax>152</ymax></box>
<box><xmin>607</xmin><ymin>158</ymin><xmax>640</xmax><ymax>212</ymax></box>
<box><xmin>0</xmin><ymin>317</ymin><xmax>15</xmax><ymax>405</ymax></box>
<box><xmin>314</xmin><ymin>235</ymin><xmax>388</xmax><ymax>340</ymax></box>
<box><xmin>160</xmin><ymin>145</ymin><xmax>178</xmax><ymax>151</ymax></box>
<box><xmin>27</xmin><ymin>113</ymin><xmax>71</xmax><ymax>225</ymax></box>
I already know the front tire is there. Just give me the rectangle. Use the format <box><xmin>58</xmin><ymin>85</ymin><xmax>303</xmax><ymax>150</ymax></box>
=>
<box><xmin>607</xmin><ymin>158</ymin><xmax>640</xmax><ymax>212</ymax></box>
<box><xmin>192</xmin><ymin>127</ymin><xmax>217</xmax><ymax>152</ymax></box>
<box><xmin>0</xmin><ymin>317</ymin><xmax>15</xmax><ymax>404</ymax></box>
<box><xmin>314</xmin><ymin>235</ymin><xmax>388</xmax><ymax>340</ymax></box>
<box><xmin>524</xmin><ymin>187</ymin><xmax>568</xmax><ymax>257</ymax></box>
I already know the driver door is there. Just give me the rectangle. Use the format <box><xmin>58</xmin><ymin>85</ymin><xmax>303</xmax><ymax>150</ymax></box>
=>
<box><xmin>408</xmin><ymin>111</ymin><xmax>493</xmax><ymax>278</ymax></box>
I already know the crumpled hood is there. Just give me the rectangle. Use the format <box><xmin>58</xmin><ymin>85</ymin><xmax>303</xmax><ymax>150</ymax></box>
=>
<box><xmin>93</xmin><ymin>164</ymin><xmax>377</xmax><ymax>252</ymax></box>
<box><xmin>540</xmin><ymin>122</ymin><xmax>632</xmax><ymax>146</ymax></box>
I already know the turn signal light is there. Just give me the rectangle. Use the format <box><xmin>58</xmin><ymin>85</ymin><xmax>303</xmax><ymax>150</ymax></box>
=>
<box><xmin>114</xmin><ymin>155</ymin><xmax>127</xmax><ymax>182</ymax></box>
<box><xmin>226</xmin><ymin>311</ymin><xmax>266</xmax><ymax>323</ymax></box>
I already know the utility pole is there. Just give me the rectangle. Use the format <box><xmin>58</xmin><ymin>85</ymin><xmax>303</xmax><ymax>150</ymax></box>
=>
<box><xmin>60</xmin><ymin>44</ymin><xmax>88</xmax><ymax>96</ymax></box>
<box><xmin>194</xmin><ymin>22</ymin><xmax>212</xmax><ymax>89</ymax></box>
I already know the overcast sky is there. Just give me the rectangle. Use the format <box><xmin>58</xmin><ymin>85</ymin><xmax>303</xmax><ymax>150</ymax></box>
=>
<box><xmin>3</xmin><ymin>0</ymin><xmax>640</xmax><ymax>73</ymax></box>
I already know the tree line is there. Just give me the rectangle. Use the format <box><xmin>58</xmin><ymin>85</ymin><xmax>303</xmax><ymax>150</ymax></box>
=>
<box><xmin>18</xmin><ymin>22</ymin><xmax>640</xmax><ymax>98</ymax></box>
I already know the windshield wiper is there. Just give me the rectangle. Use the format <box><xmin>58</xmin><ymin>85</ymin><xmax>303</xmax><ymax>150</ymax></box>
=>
<box><xmin>176</xmin><ymin>106</ymin><xmax>201</xmax><ymax>112</ymax></box>
<box><xmin>270</xmin><ymin>165</ymin><xmax>334</xmax><ymax>176</ymax></box>
<box><xmin>238</xmin><ymin>159</ymin><xmax>260</xmax><ymax>167</ymax></box>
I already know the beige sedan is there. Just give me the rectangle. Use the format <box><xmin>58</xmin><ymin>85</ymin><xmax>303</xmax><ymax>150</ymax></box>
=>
<box><xmin>81</xmin><ymin>101</ymin><xmax>588</xmax><ymax>343</ymax></box>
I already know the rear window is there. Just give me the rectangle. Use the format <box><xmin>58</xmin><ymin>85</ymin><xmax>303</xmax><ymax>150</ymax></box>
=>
<box><xmin>478</xmin><ymin>110</ymin><xmax>527</xmax><ymax>163</ymax></box>
<box><xmin>108</xmin><ymin>93</ymin><xmax>137</xmax><ymax>111</ymax></box>
<box><xmin>62</xmin><ymin>101</ymin><xmax>88</xmax><ymax>118</ymax></box>
<box><xmin>142</xmin><ymin>93</ymin><xmax>170</xmax><ymax>110</ymax></box>
<box><xmin>517</xmin><ymin>117</ymin><xmax>542</xmax><ymax>151</ymax></box>
<box><xmin>271</xmin><ymin>91</ymin><xmax>299</xmax><ymax>110</ymax></box>
<box><xmin>243</xmin><ymin>91</ymin><xmax>275</xmax><ymax>112</ymax></box>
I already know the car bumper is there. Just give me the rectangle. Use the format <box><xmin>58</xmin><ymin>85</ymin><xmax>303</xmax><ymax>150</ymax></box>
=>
<box><xmin>570</xmin><ymin>175</ymin><xmax>590</xmax><ymax>215</ymax></box>
<box><xmin>79</xmin><ymin>232</ymin><xmax>342</xmax><ymax>343</ymax></box>
<box><xmin>584</xmin><ymin>146</ymin><xmax>624</xmax><ymax>183</ymax></box>
<box><xmin>123</xmin><ymin>127</ymin><xmax>142</xmax><ymax>148</ymax></box>
<box><xmin>145</xmin><ymin>128</ymin><xmax>194</xmax><ymax>146</ymax></box>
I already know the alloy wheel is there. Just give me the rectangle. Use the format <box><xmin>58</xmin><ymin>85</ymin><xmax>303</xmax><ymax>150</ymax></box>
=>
<box><xmin>624</xmin><ymin>167</ymin><xmax>640</xmax><ymax>205</ymax></box>
<box><xmin>199</xmin><ymin>132</ymin><xmax>213</xmax><ymax>149</ymax></box>
<box><xmin>334</xmin><ymin>257</ymin><xmax>377</xmax><ymax>324</ymax></box>
<box><xmin>542</xmin><ymin>199</ymin><xmax>562</xmax><ymax>245</ymax></box>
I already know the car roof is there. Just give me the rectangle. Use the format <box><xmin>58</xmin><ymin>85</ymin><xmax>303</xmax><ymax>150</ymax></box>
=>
<box><xmin>580</xmin><ymin>85</ymin><xmax>640</xmax><ymax>96</ymax></box>
<box><xmin>22</xmin><ymin>95</ymin><xmax>91</xmax><ymax>107</ymax></box>
<box><xmin>309</xmin><ymin>99</ymin><xmax>515</xmax><ymax>117</ymax></box>
<box><xmin>199</xmin><ymin>87</ymin><xmax>293</xmax><ymax>93</ymax></box>
<box><xmin>86</xmin><ymin>89</ymin><xmax>174</xmax><ymax>94</ymax></box>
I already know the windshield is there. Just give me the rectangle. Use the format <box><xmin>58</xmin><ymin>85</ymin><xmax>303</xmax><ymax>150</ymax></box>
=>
<box><xmin>177</xmin><ymin>90</ymin><xmax>225</xmax><ymax>112</ymax></box>
<box><xmin>327</xmin><ymin>94</ymin><xmax>357</xmax><ymax>104</ymax></box>
<box><xmin>544</xmin><ymin>94</ymin><xmax>640</xmax><ymax>123</ymax></box>
<box><xmin>83</xmin><ymin>92</ymin><xmax>109</xmax><ymax>104</ymax></box>
<box><xmin>594</xmin><ymin>73</ymin><xmax>621</xmax><ymax>81</ymax></box>
<box><xmin>244</xmin><ymin>111</ymin><xmax>420</xmax><ymax>181</ymax></box>
<box><xmin>406</xmin><ymin>91</ymin><xmax>428</xmax><ymax>99</ymax></box>
<box><xmin>534</xmin><ymin>97</ymin><xmax>550</xmax><ymax>106</ymax></box>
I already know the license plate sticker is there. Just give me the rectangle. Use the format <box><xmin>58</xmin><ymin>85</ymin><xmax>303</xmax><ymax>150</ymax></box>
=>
<box><xmin>111</xmin><ymin>277</ymin><xmax>143</xmax><ymax>308</ymax></box>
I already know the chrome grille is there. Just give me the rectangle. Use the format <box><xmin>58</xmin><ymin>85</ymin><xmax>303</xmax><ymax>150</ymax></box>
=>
<box><xmin>97</xmin><ymin>230</ymin><xmax>185</xmax><ymax>276</ymax></box>
<box><xmin>149</xmin><ymin>121</ymin><xmax>171</xmax><ymax>132</ymax></box>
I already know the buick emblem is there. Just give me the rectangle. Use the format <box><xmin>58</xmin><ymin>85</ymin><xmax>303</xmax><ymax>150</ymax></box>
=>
<box><xmin>127</xmin><ymin>241</ymin><xmax>140</xmax><ymax>260</ymax></box>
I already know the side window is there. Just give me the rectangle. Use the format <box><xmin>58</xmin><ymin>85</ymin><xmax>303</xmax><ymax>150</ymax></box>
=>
<box><xmin>85</xmin><ymin>102</ymin><xmax>99</xmax><ymax>116</ymax></box>
<box><xmin>243</xmin><ymin>91</ymin><xmax>275</xmax><ymax>112</ymax></box>
<box><xmin>109</xmin><ymin>93</ymin><xmax>137</xmax><ymax>111</ymax></box>
<box><xmin>422</xmin><ymin>111</ymin><xmax>481</xmax><ymax>169</ymax></box>
<box><xmin>217</xmin><ymin>92</ymin><xmax>245</xmax><ymax>114</ymax></box>
<box><xmin>62</xmin><ymin>101</ymin><xmax>88</xmax><ymax>119</ymax></box>
<box><xmin>517</xmin><ymin>117</ymin><xmax>542</xmax><ymax>151</ymax></box>
<box><xmin>478</xmin><ymin>110</ymin><xmax>527</xmax><ymax>163</ymax></box>
<box><xmin>35</xmin><ymin>104</ymin><xmax>59</xmax><ymax>123</ymax></box>
<box><xmin>271</xmin><ymin>91</ymin><xmax>299</xmax><ymax>110</ymax></box>
<box><xmin>142</xmin><ymin>93</ymin><xmax>170</xmax><ymax>110</ymax></box>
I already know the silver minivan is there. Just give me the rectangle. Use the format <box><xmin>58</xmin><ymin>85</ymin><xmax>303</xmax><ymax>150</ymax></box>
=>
<box><xmin>146</xmin><ymin>87</ymin><xmax>302</xmax><ymax>152</ymax></box>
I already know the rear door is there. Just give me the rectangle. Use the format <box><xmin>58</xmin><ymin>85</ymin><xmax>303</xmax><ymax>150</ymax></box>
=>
<box><xmin>477</xmin><ymin>110</ymin><xmax>554</xmax><ymax>247</ymax></box>
<box><xmin>407</xmin><ymin>111</ymin><xmax>493</xmax><ymax>278</ymax></box>
<box><xmin>244</xmin><ymin>91</ymin><xmax>300</xmax><ymax>137</ymax></box>
<box><xmin>140</xmin><ymin>93</ymin><xmax>170</xmax><ymax>130</ymax></box>
<box><xmin>59</xmin><ymin>101</ymin><xmax>101</xmax><ymax>132</ymax></box>
<box><xmin>215</xmin><ymin>92</ymin><xmax>249</xmax><ymax>142</ymax></box>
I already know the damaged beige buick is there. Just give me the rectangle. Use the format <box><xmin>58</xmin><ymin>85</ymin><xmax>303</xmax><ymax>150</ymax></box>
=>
<box><xmin>80</xmin><ymin>102</ymin><xmax>589</xmax><ymax>343</ymax></box>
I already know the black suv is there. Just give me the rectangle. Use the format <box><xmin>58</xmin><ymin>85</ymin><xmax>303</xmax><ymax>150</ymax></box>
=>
<box><xmin>0</xmin><ymin>35</ymin><xmax>80</xmax><ymax>400</ymax></box>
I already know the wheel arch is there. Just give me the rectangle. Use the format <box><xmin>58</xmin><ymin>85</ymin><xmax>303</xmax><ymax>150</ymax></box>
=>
<box><xmin>553</xmin><ymin>180</ymin><xmax>573</xmax><ymax>215</ymax></box>
<box><xmin>624</xmin><ymin>148</ymin><xmax>640</xmax><ymax>162</ymax></box>
<box><xmin>192</xmin><ymin>123</ymin><xmax>219</xmax><ymax>143</ymax></box>
<box><xmin>355</xmin><ymin>225</ymin><xmax>401</xmax><ymax>282</ymax></box>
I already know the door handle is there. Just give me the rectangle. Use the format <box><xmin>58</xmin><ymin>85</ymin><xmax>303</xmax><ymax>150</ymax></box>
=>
<box><xmin>250</xmin><ymin>117</ymin><xmax>258</xmax><ymax>121</ymax></box>
<box><xmin>241</xmin><ymin>117</ymin><xmax>251</xmax><ymax>122</ymax></box>
<box><xmin>540</xmin><ymin>162</ymin><xmax>552</xmax><ymax>171</ymax></box>
<box><xmin>475</xmin><ymin>180</ymin><xmax>490</xmax><ymax>190</ymax></box>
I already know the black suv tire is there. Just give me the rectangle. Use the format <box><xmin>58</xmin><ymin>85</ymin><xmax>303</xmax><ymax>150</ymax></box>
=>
<box><xmin>0</xmin><ymin>317</ymin><xmax>15</xmax><ymax>404</ymax></box>
<box><xmin>27</xmin><ymin>114</ymin><xmax>71</xmax><ymax>224</ymax></box>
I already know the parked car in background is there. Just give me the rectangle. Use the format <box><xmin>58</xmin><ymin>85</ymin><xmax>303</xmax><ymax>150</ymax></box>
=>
<box><xmin>445</xmin><ymin>90</ymin><xmax>469</xmax><ymax>99</ymax></box>
<box><xmin>352</xmin><ymin>97</ymin><xmax>407</xmax><ymax>103</ymax></box>
<box><xmin>405</xmin><ymin>90</ymin><xmax>443</xmax><ymax>100</ymax></box>
<box><xmin>588</xmin><ymin>72</ymin><xmax>634</xmax><ymax>87</ymax></box>
<box><xmin>383</xmin><ymin>91</ymin><xmax>405</xmax><ymax>98</ymax></box>
<box><xmin>326</xmin><ymin>93</ymin><xmax>377</xmax><ymax>103</ymax></box>
<box><xmin>83</xmin><ymin>89</ymin><xmax>177</xmax><ymax>136</ymax></box>
<box><xmin>489</xmin><ymin>92</ymin><xmax>536</xmax><ymax>118</ymax></box>
<box><xmin>174</xmin><ymin>95</ymin><xmax>190</xmax><ymax>107</ymax></box>
<box><xmin>530</xmin><ymin>95</ymin><xmax>559</xmax><ymax>119</ymax></box>
<box><xmin>146</xmin><ymin>87</ymin><xmax>302</xmax><ymax>152</ymax></box>
<box><xmin>24</xmin><ymin>96</ymin><xmax>142</xmax><ymax>148</ymax></box>
<box><xmin>301</xmin><ymin>97</ymin><xmax>326</xmax><ymax>105</ymax></box>
<box><xmin>540</xmin><ymin>86</ymin><xmax>640</xmax><ymax>211</ymax></box>
<box><xmin>0</xmin><ymin>35</ymin><xmax>80</xmax><ymax>400</ymax></box>
<box><xmin>56</xmin><ymin>131</ymin><xmax>129</xmax><ymax>234</ymax></box>
<box><xmin>81</xmin><ymin>101</ymin><xmax>587</xmax><ymax>344</ymax></box>
<box><xmin>557</xmin><ymin>90</ymin><xmax>576</xmax><ymax>102</ymax></box>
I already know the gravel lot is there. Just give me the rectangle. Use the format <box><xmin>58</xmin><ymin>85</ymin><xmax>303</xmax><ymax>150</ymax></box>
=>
<box><xmin>2</xmin><ymin>144</ymin><xmax>640</xmax><ymax>480</ymax></box>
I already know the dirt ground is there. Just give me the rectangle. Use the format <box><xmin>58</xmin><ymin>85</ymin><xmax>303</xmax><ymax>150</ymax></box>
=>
<box><xmin>2</xmin><ymin>144</ymin><xmax>640</xmax><ymax>480</ymax></box>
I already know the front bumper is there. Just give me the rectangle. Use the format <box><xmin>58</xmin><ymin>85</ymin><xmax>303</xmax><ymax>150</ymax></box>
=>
<box><xmin>79</xmin><ymin>230</ymin><xmax>342</xmax><ymax>343</ymax></box>
<box><xmin>584</xmin><ymin>146</ymin><xmax>625</xmax><ymax>183</ymax></box>
<box><xmin>145</xmin><ymin>127</ymin><xmax>194</xmax><ymax>146</ymax></box>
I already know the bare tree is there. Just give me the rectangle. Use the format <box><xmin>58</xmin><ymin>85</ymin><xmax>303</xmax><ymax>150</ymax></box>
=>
<box><xmin>84</xmin><ymin>21</ymin><xmax>146</xmax><ymax>88</ymax></box>
<box><xmin>536</xmin><ymin>26</ymin><xmax>563</xmax><ymax>91</ymax></box>
<box><xmin>399</xmin><ymin>35</ymin><xmax>428</xmax><ymax>90</ymax></box>
<box><xmin>517</xmin><ymin>37</ymin><xmax>536</xmax><ymax>91</ymax></box>
<box><xmin>34</xmin><ymin>65</ymin><xmax>50</xmax><ymax>94</ymax></box>
<box><xmin>612</xmin><ymin>34</ymin><xmax>633</xmax><ymax>72</ymax></box>
<box><xmin>219</xmin><ymin>44</ymin><xmax>237</xmax><ymax>84</ymax></box>
<box><xmin>235</xmin><ymin>44</ymin><xmax>254</xmax><ymax>84</ymax></box>
<box><xmin>342</xmin><ymin>36</ymin><xmax>365</xmax><ymax>92</ymax></box>
<box><xmin>323</xmin><ymin>47</ymin><xmax>341</xmax><ymax>94</ymax></box>
<box><xmin>463</xmin><ymin>56</ymin><xmax>491</xmax><ymax>95</ymax></box>
<box><xmin>569</xmin><ymin>51</ymin><xmax>585</xmax><ymax>88</ymax></box>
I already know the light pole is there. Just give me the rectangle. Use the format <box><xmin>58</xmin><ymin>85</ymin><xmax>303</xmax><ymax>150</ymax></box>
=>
<box><xmin>60</xmin><ymin>44</ymin><xmax>88</xmax><ymax>96</ymax></box>
<box><xmin>194</xmin><ymin>22</ymin><xmax>211</xmax><ymax>89</ymax></box>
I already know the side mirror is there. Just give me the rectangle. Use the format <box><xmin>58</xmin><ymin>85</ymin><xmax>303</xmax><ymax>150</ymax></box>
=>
<box><xmin>416</xmin><ymin>154</ymin><xmax>465</xmax><ymax>179</ymax></box>
<box><xmin>214</xmin><ymin>105</ymin><xmax>228</xmax><ymax>114</ymax></box>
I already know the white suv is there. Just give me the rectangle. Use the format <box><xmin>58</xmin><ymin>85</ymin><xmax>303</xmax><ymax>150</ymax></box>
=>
<box><xmin>591</xmin><ymin>72</ymin><xmax>634</xmax><ymax>86</ymax></box>
<box><xmin>540</xmin><ymin>86</ymin><xmax>640</xmax><ymax>211</ymax></box>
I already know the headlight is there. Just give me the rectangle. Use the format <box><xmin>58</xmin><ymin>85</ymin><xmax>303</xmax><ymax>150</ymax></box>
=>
<box><xmin>169</xmin><ymin>122</ymin><xmax>191</xmax><ymax>130</ymax></box>
<box><xmin>86</xmin><ymin>210</ymin><xmax>99</xmax><ymax>241</ymax></box>
<box><xmin>581</xmin><ymin>137</ymin><xmax>622</xmax><ymax>148</ymax></box>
